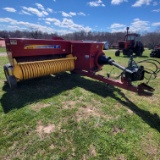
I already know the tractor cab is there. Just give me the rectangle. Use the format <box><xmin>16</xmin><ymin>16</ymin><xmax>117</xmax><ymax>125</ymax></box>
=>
<box><xmin>125</xmin><ymin>33</ymin><xmax>140</xmax><ymax>41</ymax></box>
<box><xmin>124</xmin><ymin>33</ymin><xmax>141</xmax><ymax>49</ymax></box>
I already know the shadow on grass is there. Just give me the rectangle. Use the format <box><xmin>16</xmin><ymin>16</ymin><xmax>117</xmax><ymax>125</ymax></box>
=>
<box><xmin>120</xmin><ymin>55</ymin><xmax>148</xmax><ymax>58</ymax></box>
<box><xmin>114</xmin><ymin>93</ymin><xmax>160</xmax><ymax>133</ymax></box>
<box><xmin>1</xmin><ymin>72</ymin><xmax>160</xmax><ymax>132</ymax></box>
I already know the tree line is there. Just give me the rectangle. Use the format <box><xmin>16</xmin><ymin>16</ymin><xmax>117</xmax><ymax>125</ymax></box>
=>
<box><xmin>0</xmin><ymin>30</ymin><xmax>160</xmax><ymax>48</ymax></box>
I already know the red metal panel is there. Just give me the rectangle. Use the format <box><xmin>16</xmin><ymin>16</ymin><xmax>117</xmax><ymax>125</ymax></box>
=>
<box><xmin>5</xmin><ymin>38</ymin><xmax>71</xmax><ymax>58</ymax></box>
<box><xmin>71</xmin><ymin>42</ymin><xmax>104</xmax><ymax>71</ymax></box>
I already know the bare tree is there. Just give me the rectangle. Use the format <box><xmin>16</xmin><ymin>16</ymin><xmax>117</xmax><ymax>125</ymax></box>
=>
<box><xmin>142</xmin><ymin>32</ymin><xmax>160</xmax><ymax>49</ymax></box>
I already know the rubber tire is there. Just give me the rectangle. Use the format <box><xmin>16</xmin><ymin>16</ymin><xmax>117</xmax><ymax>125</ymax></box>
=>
<box><xmin>115</xmin><ymin>50</ymin><xmax>120</xmax><ymax>56</ymax></box>
<box><xmin>127</xmin><ymin>50</ymin><xmax>133</xmax><ymax>57</ymax></box>
<box><xmin>4</xmin><ymin>64</ymin><xmax>11</xmax><ymax>78</ymax></box>
<box><xmin>136</xmin><ymin>49</ymin><xmax>143</xmax><ymax>56</ymax></box>
<box><xmin>3</xmin><ymin>64</ymin><xmax>17</xmax><ymax>88</ymax></box>
<box><xmin>8</xmin><ymin>75</ymin><xmax>17</xmax><ymax>88</ymax></box>
<box><xmin>4</xmin><ymin>64</ymin><xmax>11</xmax><ymax>83</ymax></box>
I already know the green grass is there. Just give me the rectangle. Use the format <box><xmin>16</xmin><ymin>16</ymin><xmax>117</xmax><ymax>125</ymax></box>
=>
<box><xmin>0</xmin><ymin>47</ymin><xmax>6</xmax><ymax>53</ymax></box>
<box><xmin>0</xmin><ymin>49</ymin><xmax>160</xmax><ymax>160</ymax></box>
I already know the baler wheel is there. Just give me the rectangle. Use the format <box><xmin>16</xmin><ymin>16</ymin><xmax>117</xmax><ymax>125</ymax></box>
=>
<box><xmin>4</xmin><ymin>64</ymin><xmax>11</xmax><ymax>83</ymax></box>
<box><xmin>7</xmin><ymin>76</ymin><xmax>17</xmax><ymax>88</ymax></box>
<box><xmin>4</xmin><ymin>64</ymin><xmax>17</xmax><ymax>88</ymax></box>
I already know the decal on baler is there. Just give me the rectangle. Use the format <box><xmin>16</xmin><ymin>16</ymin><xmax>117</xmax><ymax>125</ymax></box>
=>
<box><xmin>10</xmin><ymin>40</ymin><xmax>17</xmax><ymax>45</ymax></box>
<box><xmin>24</xmin><ymin>45</ymin><xmax>61</xmax><ymax>49</ymax></box>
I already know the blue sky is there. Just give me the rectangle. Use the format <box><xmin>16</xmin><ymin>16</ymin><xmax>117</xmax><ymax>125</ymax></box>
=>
<box><xmin>0</xmin><ymin>0</ymin><xmax>160</xmax><ymax>34</ymax></box>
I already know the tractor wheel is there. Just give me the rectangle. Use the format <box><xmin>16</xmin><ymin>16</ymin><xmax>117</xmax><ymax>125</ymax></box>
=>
<box><xmin>127</xmin><ymin>49</ymin><xmax>133</xmax><ymax>57</ymax></box>
<box><xmin>4</xmin><ymin>64</ymin><xmax>17</xmax><ymax>88</ymax></box>
<box><xmin>115</xmin><ymin>50</ymin><xmax>120</xmax><ymax>56</ymax></box>
<box><xmin>136</xmin><ymin>48</ymin><xmax>143</xmax><ymax>56</ymax></box>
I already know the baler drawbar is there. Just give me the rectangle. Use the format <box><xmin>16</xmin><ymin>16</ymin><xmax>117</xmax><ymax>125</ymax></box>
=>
<box><xmin>3</xmin><ymin>38</ymin><xmax>157</xmax><ymax>96</ymax></box>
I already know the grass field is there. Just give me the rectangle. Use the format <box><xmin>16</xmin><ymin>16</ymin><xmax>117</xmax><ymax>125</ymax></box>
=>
<box><xmin>0</xmin><ymin>47</ymin><xmax>6</xmax><ymax>53</ymax></box>
<box><xmin>0</xmin><ymin>49</ymin><xmax>160</xmax><ymax>160</ymax></box>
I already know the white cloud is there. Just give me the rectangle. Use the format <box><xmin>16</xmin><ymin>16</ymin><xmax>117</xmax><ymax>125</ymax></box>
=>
<box><xmin>45</xmin><ymin>18</ymin><xmax>91</xmax><ymax>32</ymax></box>
<box><xmin>61</xmin><ymin>11</ymin><xmax>76</xmax><ymax>17</ymax></box>
<box><xmin>0</xmin><ymin>17</ymin><xmax>55</xmax><ymax>33</ymax></box>
<box><xmin>110</xmin><ymin>19</ymin><xmax>150</xmax><ymax>32</ymax></box>
<box><xmin>45</xmin><ymin>21</ymin><xmax>51</xmax><ymax>25</ymax></box>
<box><xmin>20</xmin><ymin>10</ymin><xmax>32</xmax><ymax>15</ymax></box>
<box><xmin>45</xmin><ymin>18</ymin><xmax>61</xmax><ymax>26</ymax></box>
<box><xmin>62</xmin><ymin>12</ymin><xmax>71</xmax><ymax>17</ymax></box>
<box><xmin>47</xmin><ymin>8</ymin><xmax>53</xmax><ymax>13</ymax></box>
<box><xmin>152</xmin><ymin>9</ymin><xmax>160</xmax><ymax>12</ymax></box>
<box><xmin>70</xmin><ymin>12</ymin><xmax>76</xmax><ymax>16</ymax></box>
<box><xmin>152</xmin><ymin>22</ymin><xmax>160</xmax><ymax>26</ymax></box>
<box><xmin>8</xmin><ymin>25</ymin><xmax>21</xmax><ymax>30</ymax></box>
<box><xmin>110</xmin><ymin>23</ymin><xmax>126</xmax><ymax>32</ymax></box>
<box><xmin>0</xmin><ymin>18</ymin><xmax>16</xmax><ymax>23</ymax></box>
<box><xmin>110</xmin><ymin>23</ymin><xmax>126</xmax><ymax>29</ymax></box>
<box><xmin>3</xmin><ymin>7</ymin><xmax>16</xmax><ymax>12</ymax></box>
<box><xmin>61</xmin><ymin>11</ymin><xmax>86</xmax><ymax>17</ymax></box>
<box><xmin>132</xmin><ymin>0</ymin><xmax>152</xmax><ymax>7</ymax></box>
<box><xmin>130</xmin><ymin>18</ymin><xmax>150</xmax><ymax>32</ymax></box>
<box><xmin>35</xmin><ymin>3</ymin><xmax>45</xmax><ymax>10</ymax></box>
<box><xmin>22</xmin><ymin>6</ymin><xmax>48</xmax><ymax>17</ymax></box>
<box><xmin>21</xmin><ymin>3</ymin><xmax>52</xmax><ymax>17</ymax></box>
<box><xmin>88</xmin><ymin>0</ymin><xmax>105</xmax><ymax>7</ymax></box>
<box><xmin>153</xmin><ymin>1</ymin><xmax>159</xmax><ymax>6</ymax></box>
<box><xmin>111</xmin><ymin>0</ymin><xmax>128</xmax><ymax>5</ymax></box>
<box><xmin>78</xmin><ymin>12</ymin><xmax>86</xmax><ymax>16</ymax></box>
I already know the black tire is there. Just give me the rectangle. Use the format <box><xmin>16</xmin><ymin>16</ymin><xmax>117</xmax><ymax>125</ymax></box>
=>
<box><xmin>115</xmin><ymin>50</ymin><xmax>120</xmax><ymax>56</ymax></box>
<box><xmin>3</xmin><ymin>64</ymin><xmax>17</xmax><ymax>88</ymax></box>
<box><xmin>4</xmin><ymin>64</ymin><xmax>11</xmax><ymax>82</ymax></box>
<box><xmin>136</xmin><ymin>47</ymin><xmax>143</xmax><ymax>56</ymax></box>
<box><xmin>70</xmin><ymin>71</ymin><xmax>76</xmax><ymax>74</ymax></box>
<box><xmin>127</xmin><ymin>49</ymin><xmax>133</xmax><ymax>57</ymax></box>
<box><xmin>150</xmin><ymin>51</ymin><xmax>155</xmax><ymax>57</ymax></box>
<box><xmin>4</xmin><ymin>64</ymin><xmax>11</xmax><ymax>76</ymax></box>
<box><xmin>8</xmin><ymin>76</ymin><xmax>17</xmax><ymax>88</ymax></box>
<box><xmin>136</xmin><ymin>51</ymin><xmax>142</xmax><ymax>56</ymax></box>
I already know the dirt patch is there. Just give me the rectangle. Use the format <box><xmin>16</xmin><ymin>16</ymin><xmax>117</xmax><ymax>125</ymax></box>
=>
<box><xmin>31</xmin><ymin>102</ymin><xmax>50</xmax><ymax>112</ymax></box>
<box><xmin>49</xmin><ymin>144</ymin><xmax>55</xmax><ymax>149</ymax></box>
<box><xmin>62</xmin><ymin>101</ymin><xmax>76</xmax><ymax>109</ymax></box>
<box><xmin>0</xmin><ymin>53</ymin><xmax>7</xmax><ymax>56</ymax></box>
<box><xmin>75</xmin><ymin>105</ymin><xmax>113</xmax><ymax>122</ymax></box>
<box><xmin>112</xmin><ymin>126</ymin><xmax>126</xmax><ymax>135</ymax></box>
<box><xmin>126</xmin><ymin>109</ymin><xmax>134</xmax><ymax>115</ymax></box>
<box><xmin>36</xmin><ymin>121</ymin><xmax>55</xmax><ymax>137</ymax></box>
<box><xmin>89</xmin><ymin>144</ymin><xmax>97</xmax><ymax>157</ymax></box>
<box><xmin>81</xmin><ymin>154</ymin><xmax>87</xmax><ymax>160</ymax></box>
<box><xmin>141</xmin><ymin>133</ymin><xmax>159</xmax><ymax>158</ymax></box>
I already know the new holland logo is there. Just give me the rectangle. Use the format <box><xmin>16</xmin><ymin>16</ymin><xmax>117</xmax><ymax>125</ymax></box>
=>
<box><xmin>24</xmin><ymin>45</ymin><xmax>61</xmax><ymax>49</ymax></box>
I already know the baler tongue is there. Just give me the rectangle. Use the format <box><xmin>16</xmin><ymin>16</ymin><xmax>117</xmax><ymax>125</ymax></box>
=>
<box><xmin>138</xmin><ymin>83</ymin><xmax>155</xmax><ymax>96</ymax></box>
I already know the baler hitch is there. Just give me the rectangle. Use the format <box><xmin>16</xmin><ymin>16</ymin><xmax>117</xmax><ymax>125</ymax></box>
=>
<box><xmin>96</xmin><ymin>55</ymin><xmax>155</xmax><ymax>95</ymax></box>
<box><xmin>98</xmin><ymin>55</ymin><xmax>145</xmax><ymax>82</ymax></box>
